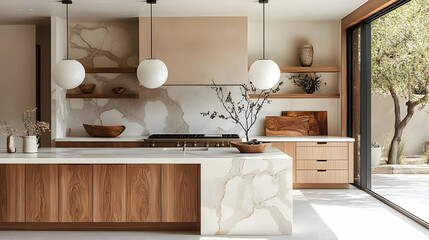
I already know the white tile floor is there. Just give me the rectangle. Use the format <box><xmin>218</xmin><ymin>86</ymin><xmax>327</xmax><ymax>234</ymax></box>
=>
<box><xmin>1</xmin><ymin>186</ymin><xmax>428</xmax><ymax>240</ymax></box>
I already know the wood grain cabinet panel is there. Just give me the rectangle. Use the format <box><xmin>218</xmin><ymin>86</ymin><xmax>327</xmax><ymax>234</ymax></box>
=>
<box><xmin>161</xmin><ymin>164</ymin><xmax>199</xmax><ymax>223</ymax></box>
<box><xmin>127</xmin><ymin>165</ymin><xmax>161</xmax><ymax>222</ymax></box>
<box><xmin>296</xmin><ymin>146</ymin><xmax>349</xmax><ymax>160</ymax></box>
<box><xmin>59</xmin><ymin>165</ymin><xmax>93</xmax><ymax>222</ymax></box>
<box><xmin>93</xmin><ymin>165</ymin><xmax>126</xmax><ymax>222</ymax></box>
<box><xmin>0</xmin><ymin>165</ymin><xmax>25</xmax><ymax>222</ymax></box>
<box><xmin>26</xmin><ymin>164</ymin><xmax>58</xmax><ymax>222</ymax></box>
<box><xmin>296</xmin><ymin>160</ymin><xmax>348</xmax><ymax>170</ymax></box>
<box><xmin>296</xmin><ymin>170</ymin><xmax>349</xmax><ymax>183</ymax></box>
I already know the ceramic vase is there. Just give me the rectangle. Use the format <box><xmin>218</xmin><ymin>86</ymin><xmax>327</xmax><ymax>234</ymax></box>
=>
<box><xmin>22</xmin><ymin>136</ymin><xmax>38</xmax><ymax>153</ymax></box>
<box><xmin>299</xmin><ymin>44</ymin><xmax>314</xmax><ymax>67</ymax></box>
<box><xmin>6</xmin><ymin>135</ymin><xmax>16</xmax><ymax>153</ymax></box>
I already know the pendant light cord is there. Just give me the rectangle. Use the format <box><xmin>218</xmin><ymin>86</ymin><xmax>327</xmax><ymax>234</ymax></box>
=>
<box><xmin>66</xmin><ymin>3</ymin><xmax>69</xmax><ymax>60</ymax></box>
<box><xmin>150</xmin><ymin>3</ymin><xmax>153</xmax><ymax>59</ymax></box>
<box><xmin>262</xmin><ymin>1</ymin><xmax>265</xmax><ymax>60</ymax></box>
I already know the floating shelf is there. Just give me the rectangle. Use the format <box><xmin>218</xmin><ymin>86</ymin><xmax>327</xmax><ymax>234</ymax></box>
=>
<box><xmin>248</xmin><ymin>66</ymin><xmax>341</xmax><ymax>73</ymax></box>
<box><xmin>248</xmin><ymin>94</ymin><xmax>340</xmax><ymax>99</ymax></box>
<box><xmin>85</xmin><ymin>67</ymin><xmax>137</xmax><ymax>73</ymax></box>
<box><xmin>66</xmin><ymin>94</ymin><xmax>139</xmax><ymax>99</ymax></box>
<box><xmin>280</xmin><ymin>66</ymin><xmax>340</xmax><ymax>73</ymax></box>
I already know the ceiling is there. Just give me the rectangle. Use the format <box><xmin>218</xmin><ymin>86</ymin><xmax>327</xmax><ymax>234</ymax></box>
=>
<box><xmin>0</xmin><ymin>0</ymin><xmax>368</xmax><ymax>24</ymax></box>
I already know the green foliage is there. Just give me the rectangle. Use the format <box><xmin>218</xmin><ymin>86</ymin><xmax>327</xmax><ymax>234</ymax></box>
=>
<box><xmin>290</xmin><ymin>73</ymin><xmax>325</xmax><ymax>94</ymax></box>
<box><xmin>372</xmin><ymin>0</ymin><xmax>429</xmax><ymax>105</ymax></box>
<box><xmin>397</xmin><ymin>142</ymin><xmax>405</xmax><ymax>165</ymax></box>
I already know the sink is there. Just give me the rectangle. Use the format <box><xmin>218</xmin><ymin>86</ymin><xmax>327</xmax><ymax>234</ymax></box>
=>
<box><xmin>161</xmin><ymin>147</ymin><xmax>209</xmax><ymax>152</ymax></box>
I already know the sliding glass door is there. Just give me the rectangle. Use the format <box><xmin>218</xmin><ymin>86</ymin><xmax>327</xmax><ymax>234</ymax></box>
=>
<box><xmin>348</xmin><ymin>0</ymin><xmax>429</xmax><ymax>227</ymax></box>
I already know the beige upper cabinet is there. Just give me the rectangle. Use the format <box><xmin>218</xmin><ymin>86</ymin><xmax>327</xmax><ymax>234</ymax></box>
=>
<box><xmin>139</xmin><ymin>17</ymin><xmax>248</xmax><ymax>85</ymax></box>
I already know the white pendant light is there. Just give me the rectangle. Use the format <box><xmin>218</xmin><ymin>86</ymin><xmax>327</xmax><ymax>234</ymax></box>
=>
<box><xmin>137</xmin><ymin>0</ymin><xmax>168</xmax><ymax>89</ymax></box>
<box><xmin>53</xmin><ymin>0</ymin><xmax>85</xmax><ymax>90</ymax></box>
<box><xmin>249</xmin><ymin>0</ymin><xmax>280</xmax><ymax>90</ymax></box>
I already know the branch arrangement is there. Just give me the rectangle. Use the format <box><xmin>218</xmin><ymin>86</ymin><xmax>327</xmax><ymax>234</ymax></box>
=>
<box><xmin>22</xmin><ymin>108</ymin><xmax>50</xmax><ymax>137</ymax></box>
<box><xmin>201</xmin><ymin>80</ymin><xmax>283</xmax><ymax>142</ymax></box>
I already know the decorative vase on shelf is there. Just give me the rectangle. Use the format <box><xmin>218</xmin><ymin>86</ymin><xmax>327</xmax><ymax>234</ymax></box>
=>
<box><xmin>299</xmin><ymin>44</ymin><xmax>314</xmax><ymax>67</ymax></box>
<box><xmin>22</xmin><ymin>136</ymin><xmax>39</xmax><ymax>153</ymax></box>
<box><xmin>6</xmin><ymin>135</ymin><xmax>16</xmax><ymax>153</ymax></box>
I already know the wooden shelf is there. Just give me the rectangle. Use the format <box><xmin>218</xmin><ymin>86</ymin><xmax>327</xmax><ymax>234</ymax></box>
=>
<box><xmin>66</xmin><ymin>94</ymin><xmax>139</xmax><ymax>99</ymax></box>
<box><xmin>280</xmin><ymin>66</ymin><xmax>340</xmax><ymax>73</ymax></box>
<box><xmin>85</xmin><ymin>67</ymin><xmax>137</xmax><ymax>73</ymax></box>
<box><xmin>248</xmin><ymin>94</ymin><xmax>340</xmax><ymax>99</ymax></box>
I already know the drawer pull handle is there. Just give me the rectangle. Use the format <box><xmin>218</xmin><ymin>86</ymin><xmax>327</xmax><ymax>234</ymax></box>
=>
<box><xmin>317</xmin><ymin>170</ymin><xmax>327</xmax><ymax>172</ymax></box>
<box><xmin>317</xmin><ymin>160</ymin><xmax>327</xmax><ymax>162</ymax></box>
<box><xmin>317</xmin><ymin>142</ymin><xmax>328</xmax><ymax>145</ymax></box>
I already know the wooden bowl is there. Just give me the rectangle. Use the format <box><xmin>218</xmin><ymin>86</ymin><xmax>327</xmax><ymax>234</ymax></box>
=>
<box><xmin>112</xmin><ymin>87</ymin><xmax>125</xmax><ymax>94</ymax></box>
<box><xmin>79</xmin><ymin>84</ymin><xmax>96</xmax><ymax>94</ymax></box>
<box><xmin>83</xmin><ymin>124</ymin><xmax>126</xmax><ymax>137</ymax></box>
<box><xmin>230</xmin><ymin>142</ymin><xmax>272</xmax><ymax>153</ymax></box>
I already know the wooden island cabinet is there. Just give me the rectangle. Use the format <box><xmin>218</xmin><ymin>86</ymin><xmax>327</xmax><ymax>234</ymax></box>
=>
<box><xmin>0</xmin><ymin>164</ymin><xmax>200</xmax><ymax>230</ymax></box>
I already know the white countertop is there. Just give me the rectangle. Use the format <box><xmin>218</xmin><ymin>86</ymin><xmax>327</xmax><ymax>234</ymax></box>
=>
<box><xmin>55</xmin><ymin>136</ymin><xmax>145</xmax><ymax>142</ymax></box>
<box><xmin>250</xmin><ymin>136</ymin><xmax>355</xmax><ymax>142</ymax></box>
<box><xmin>0</xmin><ymin>147</ymin><xmax>290</xmax><ymax>164</ymax></box>
<box><xmin>56</xmin><ymin>135</ymin><xmax>355</xmax><ymax>143</ymax></box>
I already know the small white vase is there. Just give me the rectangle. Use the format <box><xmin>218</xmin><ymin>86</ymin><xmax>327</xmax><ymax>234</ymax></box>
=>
<box><xmin>22</xmin><ymin>136</ymin><xmax>39</xmax><ymax>153</ymax></box>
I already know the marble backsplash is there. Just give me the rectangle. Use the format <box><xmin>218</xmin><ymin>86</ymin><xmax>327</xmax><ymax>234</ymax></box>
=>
<box><xmin>65</xmin><ymin>21</ymin><xmax>340</xmax><ymax>138</ymax></box>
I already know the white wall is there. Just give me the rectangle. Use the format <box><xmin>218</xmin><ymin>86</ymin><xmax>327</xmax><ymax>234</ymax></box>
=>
<box><xmin>0</xmin><ymin>25</ymin><xmax>35</xmax><ymax>149</ymax></box>
<box><xmin>372</xmin><ymin>95</ymin><xmax>429</xmax><ymax>155</ymax></box>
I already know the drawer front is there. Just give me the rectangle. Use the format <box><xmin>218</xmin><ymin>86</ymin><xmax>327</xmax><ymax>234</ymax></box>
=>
<box><xmin>296</xmin><ymin>146</ymin><xmax>348</xmax><ymax>160</ymax></box>
<box><xmin>296</xmin><ymin>160</ymin><xmax>348</xmax><ymax>170</ymax></box>
<box><xmin>296</xmin><ymin>142</ymin><xmax>349</xmax><ymax>147</ymax></box>
<box><xmin>296</xmin><ymin>170</ymin><xmax>349</xmax><ymax>183</ymax></box>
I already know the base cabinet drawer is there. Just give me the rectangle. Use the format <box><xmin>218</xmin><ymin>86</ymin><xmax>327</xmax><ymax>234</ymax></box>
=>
<box><xmin>296</xmin><ymin>160</ymin><xmax>348</xmax><ymax>170</ymax></box>
<box><xmin>296</xmin><ymin>146</ymin><xmax>348</xmax><ymax>160</ymax></box>
<box><xmin>296</xmin><ymin>170</ymin><xmax>349</xmax><ymax>183</ymax></box>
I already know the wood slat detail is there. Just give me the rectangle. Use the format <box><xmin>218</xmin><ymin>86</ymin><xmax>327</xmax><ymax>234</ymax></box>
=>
<box><xmin>26</xmin><ymin>165</ymin><xmax>58</xmax><ymax>222</ymax></box>
<box><xmin>348</xmin><ymin>142</ymin><xmax>354</xmax><ymax>183</ymax></box>
<box><xmin>248</xmin><ymin>94</ymin><xmax>340</xmax><ymax>99</ymax></box>
<box><xmin>55</xmin><ymin>142</ymin><xmax>144</xmax><ymax>148</ymax></box>
<box><xmin>59</xmin><ymin>165</ymin><xmax>93</xmax><ymax>222</ymax></box>
<box><xmin>66</xmin><ymin>94</ymin><xmax>138</xmax><ymax>99</ymax></box>
<box><xmin>161</xmin><ymin>164</ymin><xmax>199</xmax><ymax>223</ymax></box>
<box><xmin>296</xmin><ymin>146</ymin><xmax>349</xmax><ymax>160</ymax></box>
<box><xmin>0</xmin><ymin>165</ymin><xmax>25</xmax><ymax>222</ymax></box>
<box><xmin>93</xmin><ymin>165</ymin><xmax>126</xmax><ymax>222</ymax></box>
<box><xmin>293</xmin><ymin>183</ymin><xmax>349</xmax><ymax>189</ymax></box>
<box><xmin>85</xmin><ymin>67</ymin><xmax>137</xmax><ymax>73</ymax></box>
<box><xmin>280</xmin><ymin>66</ymin><xmax>340</xmax><ymax>73</ymax></box>
<box><xmin>127</xmin><ymin>165</ymin><xmax>161</xmax><ymax>222</ymax></box>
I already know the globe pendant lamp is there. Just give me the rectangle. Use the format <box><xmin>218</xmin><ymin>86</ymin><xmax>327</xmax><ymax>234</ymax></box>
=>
<box><xmin>53</xmin><ymin>0</ymin><xmax>85</xmax><ymax>90</ymax></box>
<box><xmin>137</xmin><ymin>0</ymin><xmax>168</xmax><ymax>89</ymax></box>
<box><xmin>249</xmin><ymin>0</ymin><xmax>280</xmax><ymax>90</ymax></box>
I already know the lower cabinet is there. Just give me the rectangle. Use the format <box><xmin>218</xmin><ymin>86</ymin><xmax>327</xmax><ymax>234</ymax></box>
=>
<box><xmin>59</xmin><ymin>165</ymin><xmax>93</xmax><ymax>222</ymax></box>
<box><xmin>127</xmin><ymin>164</ymin><xmax>161</xmax><ymax>222</ymax></box>
<box><xmin>93</xmin><ymin>165</ymin><xmax>127</xmax><ymax>222</ymax></box>
<box><xmin>273</xmin><ymin>141</ymin><xmax>354</xmax><ymax>189</ymax></box>
<box><xmin>0</xmin><ymin>165</ymin><xmax>25</xmax><ymax>222</ymax></box>
<box><xmin>0</xmin><ymin>164</ymin><xmax>200</xmax><ymax>227</ymax></box>
<box><xmin>26</xmin><ymin>164</ymin><xmax>59</xmax><ymax>222</ymax></box>
<box><xmin>161</xmin><ymin>164</ymin><xmax>200</xmax><ymax>222</ymax></box>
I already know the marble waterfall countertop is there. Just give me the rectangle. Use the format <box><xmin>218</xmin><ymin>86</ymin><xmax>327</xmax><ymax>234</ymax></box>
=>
<box><xmin>0</xmin><ymin>147</ymin><xmax>292</xmax><ymax>235</ymax></box>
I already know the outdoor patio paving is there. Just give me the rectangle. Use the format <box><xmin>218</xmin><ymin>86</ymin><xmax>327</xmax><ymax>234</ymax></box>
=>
<box><xmin>372</xmin><ymin>174</ymin><xmax>429</xmax><ymax>223</ymax></box>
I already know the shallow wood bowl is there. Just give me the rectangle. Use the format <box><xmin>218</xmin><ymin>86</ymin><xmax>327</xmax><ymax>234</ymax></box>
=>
<box><xmin>112</xmin><ymin>87</ymin><xmax>125</xmax><ymax>94</ymax></box>
<box><xmin>230</xmin><ymin>142</ymin><xmax>272</xmax><ymax>153</ymax></box>
<box><xmin>79</xmin><ymin>84</ymin><xmax>96</xmax><ymax>94</ymax></box>
<box><xmin>83</xmin><ymin>124</ymin><xmax>126</xmax><ymax>137</ymax></box>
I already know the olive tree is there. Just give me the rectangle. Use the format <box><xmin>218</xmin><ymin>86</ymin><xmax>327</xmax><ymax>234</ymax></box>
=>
<box><xmin>372</xmin><ymin>0</ymin><xmax>429</xmax><ymax>164</ymax></box>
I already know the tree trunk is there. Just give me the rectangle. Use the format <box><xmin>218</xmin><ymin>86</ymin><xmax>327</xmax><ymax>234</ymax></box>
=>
<box><xmin>387</xmin><ymin>88</ymin><xmax>416</xmax><ymax>164</ymax></box>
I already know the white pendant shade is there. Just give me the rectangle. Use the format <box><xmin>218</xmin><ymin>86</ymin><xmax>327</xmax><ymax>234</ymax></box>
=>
<box><xmin>137</xmin><ymin>59</ymin><xmax>168</xmax><ymax>89</ymax></box>
<box><xmin>53</xmin><ymin>60</ymin><xmax>85</xmax><ymax>89</ymax></box>
<box><xmin>249</xmin><ymin>59</ymin><xmax>280</xmax><ymax>89</ymax></box>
